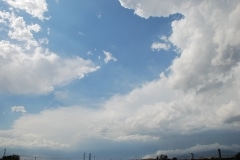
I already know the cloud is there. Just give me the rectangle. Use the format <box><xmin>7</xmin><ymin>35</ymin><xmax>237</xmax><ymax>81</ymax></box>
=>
<box><xmin>151</xmin><ymin>42</ymin><xmax>170</xmax><ymax>51</ymax></box>
<box><xmin>87</xmin><ymin>51</ymin><xmax>93</xmax><ymax>55</ymax></box>
<box><xmin>0</xmin><ymin>107</ymin><xmax>99</xmax><ymax>149</ymax></box>
<box><xmin>78</xmin><ymin>31</ymin><xmax>85</xmax><ymax>36</ymax></box>
<box><xmin>0</xmin><ymin>41</ymin><xmax>100</xmax><ymax>94</ymax></box>
<box><xmin>119</xmin><ymin>0</ymin><xmax>193</xmax><ymax>18</ymax></box>
<box><xmin>0</xmin><ymin>4</ymin><xmax>100</xmax><ymax>95</ymax></box>
<box><xmin>11</xmin><ymin>106</ymin><xmax>26</xmax><ymax>113</ymax></box>
<box><xmin>1</xmin><ymin>0</ymin><xmax>240</xmax><ymax>157</ymax></box>
<box><xmin>151</xmin><ymin>36</ymin><xmax>171</xmax><ymax>51</ymax></box>
<box><xmin>4</xmin><ymin>0</ymin><xmax>48</xmax><ymax>20</ymax></box>
<box><xmin>103</xmin><ymin>50</ymin><xmax>117</xmax><ymax>63</ymax></box>
<box><xmin>2</xmin><ymin>11</ymin><xmax>40</xmax><ymax>49</ymax></box>
<box><xmin>97</xmin><ymin>13</ymin><xmax>102</xmax><ymax>19</ymax></box>
<box><xmin>120</xmin><ymin>0</ymin><xmax>240</xmax><ymax>130</ymax></box>
<box><xmin>0</xmin><ymin>129</ymin><xmax>68</xmax><ymax>148</ymax></box>
<box><xmin>115</xmin><ymin>134</ymin><xmax>159</xmax><ymax>142</ymax></box>
<box><xmin>147</xmin><ymin>143</ymin><xmax>240</xmax><ymax>158</ymax></box>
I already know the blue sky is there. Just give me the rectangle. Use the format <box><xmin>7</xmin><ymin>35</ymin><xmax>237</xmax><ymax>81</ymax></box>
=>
<box><xmin>1</xmin><ymin>0</ymin><xmax>240</xmax><ymax>159</ymax></box>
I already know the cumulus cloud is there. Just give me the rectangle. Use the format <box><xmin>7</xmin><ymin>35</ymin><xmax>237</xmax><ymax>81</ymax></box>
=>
<box><xmin>103</xmin><ymin>50</ymin><xmax>117</xmax><ymax>63</ymax></box>
<box><xmin>1</xmin><ymin>10</ymin><xmax>40</xmax><ymax>49</ymax></box>
<box><xmin>0</xmin><ymin>42</ymin><xmax>100</xmax><ymax>94</ymax></box>
<box><xmin>119</xmin><ymin>0</ymin><xmax>194</xmax><ymax>19</ymax></box>
<box><xmin>118</xmin><ymin>0</ymin><xmax>240</xmax><ymax>151</ymax></box>
<box><xmin>0</xmin><ymin>4</ymin><xmax>100</xmax><ymax>94</ymax></box>
<box><xmin>11</xmin><ymin>106</ymin><xmax>26</xmax><ymax>113</ymax></box>
<box><xmin>4</xmin><ymin>0</ymin><xmax>48</xmax><ymax>20</ymax></box>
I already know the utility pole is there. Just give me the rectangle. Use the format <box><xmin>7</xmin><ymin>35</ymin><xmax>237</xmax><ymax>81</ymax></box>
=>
<box><xmin>89</xmin><ymin>153</ymin><xmax>91</xmax><ymax>160</ymax></box>
<box><xmin>3</xmin><ymin>148</ymin><xmax>6</xmax><ymax>157</ymax></box>
<box><xmin>191</xmin><ymin>153</ymin><xmax>194</xmax><ymax>160</ymax></box>
<box><xmin>218</xmin><ymin>149</ymin><xmax>222</xmax><ymax>160</ymax></box>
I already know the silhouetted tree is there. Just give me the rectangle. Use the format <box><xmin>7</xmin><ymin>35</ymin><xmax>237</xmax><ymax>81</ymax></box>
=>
<box><xmin>2</xmin><ymin>155</ymin><xmax>20</xmax><ymax>160</ymax></box>
<box><xmin>235</xmin><ymin>152</ymin><xmax>240</xmax><ymax>160</ymax></box>
<box><xmin>160</xmin><ymin>154</ymin><xmax>168</xmax><ymax>160</ymax></box>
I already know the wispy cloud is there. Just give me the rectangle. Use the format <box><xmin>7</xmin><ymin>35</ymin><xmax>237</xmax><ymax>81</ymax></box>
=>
<box><xmin>11</xmin><ymin>106</ymin><xmax>26</xmax><ymax>113</ymax></box>
<box><xmin>97</xmin><ymin>13</ymin><xmax>102</xmax><ymax>19</ymax></box>
<box><xmin>115</xmin><ymin>134</ymin><xmax>159</xmax><ymax>142</ymax></box>
<box><xmin>78</xmin><ymin>31</ymin><xmax>85</xmax><ymax>36</ymax></box>
<box><xmin>103</xmin><ymin>50</ymin><xmax>117</xmax><ymax>63</ymax></box>
<box><xmin>151</xmin><ymin>42</ymin><xmax>170</xmax><ymax>51</ymax></box>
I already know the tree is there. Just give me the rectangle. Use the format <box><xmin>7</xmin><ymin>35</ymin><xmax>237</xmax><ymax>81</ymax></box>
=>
<box><xmin>160</xmin><ymin>154</ymin><xmax>168</xmax><ymax>160</ymax></box>
<box><xmin>235</xmin><ymin>152</ymin><xmax>240</xmax><ymax>160</ymax></box>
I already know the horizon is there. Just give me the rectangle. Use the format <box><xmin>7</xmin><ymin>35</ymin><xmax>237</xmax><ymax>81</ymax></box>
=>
<box><xmin>1</xmin><ymin>148</ymin><xmax>240</xmax><ymax>160</ymax></box>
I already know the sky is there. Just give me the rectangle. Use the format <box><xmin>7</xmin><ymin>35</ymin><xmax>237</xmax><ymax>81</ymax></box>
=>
<box><xmin>0</xmin><ymin>0</ymin><xmax>240</xmax><ymax>159</ymax></box>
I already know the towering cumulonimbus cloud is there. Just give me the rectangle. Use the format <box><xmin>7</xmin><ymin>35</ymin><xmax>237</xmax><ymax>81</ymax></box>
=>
<box><xmin>119</xmin><ymin>0</ymin><xmax>240</xmax><ymax>94</ymax></box>
<box><xmin>117</xmin><ymin>0</ymin><xmax>240</xmax><ymax>140</ymax></box>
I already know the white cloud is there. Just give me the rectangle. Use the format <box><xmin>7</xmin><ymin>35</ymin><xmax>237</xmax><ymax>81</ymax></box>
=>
<box><xmin>103</xmin><ymin>50</ymin><xmax>117</xmax><ymax>63</ymax></box>
<box><xmin>47</xmin><ymin>27</ymin><xmax>50</xmax><ymax>35</ymax></box>
<box><xmin>151</xmin><ymin>36</ymin><xmax>172</xmax><ymax>52</ymax></box>
<box><xmin>146</xmin><ymin>143</ymin><xmax>240</xmax><ymax>158</ymax></box>
<box><xmin>0</xmin><ymin>42</ymin><xmax>100</xmax><ymax>94</ymax></box>
<box><xmin>115</xmin><ymin>134</ymin><xmax>159</xmax><ymax>142</ymax></box>
<box><xmin>1</xmin><ymin>0</ymin><xmax>240</xmax><ymax>156</ymax></box>
<box><xmin>0</xmin><ymin>5</ymin><xmax>100</xmax><ymax>95</ymax></box>
<box><xmin>0</xmin><ymin>10</ymin><xmax>40</xmax><ymax>47</ymax></box>
<box><xmin>11</xmin><ymin>106</ymin><xmax>26</xmax><ymax>113</ymax></box>
<box><xmin>0</xmin><ymin>74</ymin><xmax>239</xmax><ymax>149</ymax></box>
<box><xmin>7</xmin><ymin>13</ymin><xmax>40</xmax><ymax>48</ymax></box>
<box><xmin>4</xmin><ymin>0</ymin><xmax>48</xmax><ymax>20</ymax></box>
<box><xmin>151</xmin><ymin>42</ymin><xmax>170</xmax><ymax>51</ymax></box>
<box><xmin>0</xmin><ymin>129</ymin><xmax>68</xmax><ymax>148</ymax></box>
<box><xmin>119</xmin><ymin>0</ymin><xmax>193</xmax><ymax>19</ymax></box>
<box><xmin>0</xmin><ymin>107</ymin><xmax>99</xmax><ymax>148</ymax></box>
<box><xmin>117</xmin><ymin>0</ymin><xmax>240</xmax><ymax>134</ymax></box>
<box><xmin>39</xmin><ymin>38</ymin><xmax>49</xmax><ymax>45</ymax></box>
